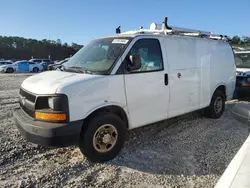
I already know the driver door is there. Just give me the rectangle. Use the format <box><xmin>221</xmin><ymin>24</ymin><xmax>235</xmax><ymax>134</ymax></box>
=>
<box><xmin>123</xmin><ymin>38</ymin><xmax>169</xmax><ymax>129</ymax></box>
<box><xmin>17</xmin><ymin>61</ymin><xmax>29</xmax><ymax>72</ymax></box>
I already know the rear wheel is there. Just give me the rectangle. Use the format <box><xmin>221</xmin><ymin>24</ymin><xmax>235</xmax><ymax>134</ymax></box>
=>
<box><xmin>6</xmin><ymin>68</ymin><xmax>14</xmax><ymax>73</ymax></box>
<box><xmin>203</xmin><ymin>90</ymin><xmax>225</xmax><ymax>119</ymax></box>
<box><xmin>33</xmin><ymin>67</ymin><xmax>39</xmax><ymax>73</ymax></box>
<box><xmin>79</xmin><ymin>112</ymin><xmax>126</xmax><ymax>162</ymax></box>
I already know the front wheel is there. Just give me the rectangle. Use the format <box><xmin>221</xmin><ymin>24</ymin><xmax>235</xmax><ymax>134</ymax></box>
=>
<box><xmin>33</xmin><ymin>67</ymin><xmax>39</xmax><ymax>73</ymax></box>
<box><xmin>79</xmin><ymin>112</ymin><xmax>126</xmax><ymax>162</ymax></box>
<box><xmin>203</xmin><ymin>90</ymin><xmax>225</xmax><ymax>119</ymax></box>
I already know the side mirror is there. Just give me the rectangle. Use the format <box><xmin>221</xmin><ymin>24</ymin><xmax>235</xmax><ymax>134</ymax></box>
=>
<box><xmin>128</xmin><ymin>54</ymin><xmax>141</xmax><ymax>71</ymax></box>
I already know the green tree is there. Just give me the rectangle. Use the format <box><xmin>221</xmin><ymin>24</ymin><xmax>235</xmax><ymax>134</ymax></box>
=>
<box><xmin>71</xmin><ymin>42</ymin><xmax>83</xmax><ymax>50</ymax></box>
<box><xmin>231</xmin><ymin>35</ymin><xmax>241</xmax><ymax>44</ymax></box>
<box><xmin>56</xmin><ymin>39</ymin><xmax>62</xmax><ymax>45</ymax></box>
<box><xmin>63</xmin><ymin>42</ymin><xmax>68</xmax><ymax>47</ymax></box>
<box><xmin>242</xmin><ymin>36</ymin><xmax>250</xmax><ymax>43</ymax></box>
<box><xmin>0</xmin><ymin>35</ymin><xmax>82</xmax><ymax>60</ymax></box>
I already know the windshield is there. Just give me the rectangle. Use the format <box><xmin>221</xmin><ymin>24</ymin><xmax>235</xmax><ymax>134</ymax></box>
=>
<box><xmin>63</xmin><ymin>37</ymin><xmax>131</xmax><ymax>74</ymax></box>
<box><xmin>235</xmin><ymin>53</ymin><xmax>250</xmax><ymax>68</ymax></box>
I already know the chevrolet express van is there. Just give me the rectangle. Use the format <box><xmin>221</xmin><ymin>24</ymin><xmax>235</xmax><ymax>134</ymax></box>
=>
<box><xmin>13</xmin><ymin>18</ymin><xmax>236</xmax><ymax>162</ymax></box>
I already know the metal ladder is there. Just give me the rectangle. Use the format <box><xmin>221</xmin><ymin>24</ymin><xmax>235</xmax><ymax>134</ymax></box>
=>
<box><xmin>150</xmin><ymin>17</ymin><xmax>230</xmax><ymax>41</ymax></box>
<box><xmin>116</xmin><ymin>17</ymin><xmax>231</xmax><ymax>41</ymax></box>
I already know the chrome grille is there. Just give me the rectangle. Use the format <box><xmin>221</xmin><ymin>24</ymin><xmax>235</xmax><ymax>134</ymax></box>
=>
<box><xmin>19</xmin><ymin>88</ymin><xmax>36</xmax><ymax>103</ymax></box>
<box><xmin>19</xmin><ymin>88</ymin><xmax>36</xmax><ymax>118</ymax></box>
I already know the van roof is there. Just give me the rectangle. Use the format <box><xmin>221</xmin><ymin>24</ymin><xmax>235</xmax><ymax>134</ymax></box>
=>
<box><xmin>101</xmin><ymin>32</ymin><xmax>229</xmax><ymax>44</ymax></box>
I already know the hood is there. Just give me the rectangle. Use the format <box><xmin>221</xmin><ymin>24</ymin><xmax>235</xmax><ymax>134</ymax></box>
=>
<box><xmin>21</xmin><ymin>70</ymin><xmax>102</xmax><ymax>94</ymax></box>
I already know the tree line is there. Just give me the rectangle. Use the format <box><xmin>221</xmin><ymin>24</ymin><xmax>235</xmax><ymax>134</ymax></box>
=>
<box><xmin>230</xmin><ymin>36</ymin><xmax>250</xmax><ymax>47</ymax></box>
<box><xmin>0</xmin><ymin>36</ymin><xmax>83</xmax><ymax>61</ymax></box>
<box><xmin>0</xmin><ymin>35</ymin><xmax>249</xmax><ymax>61</ymax></box>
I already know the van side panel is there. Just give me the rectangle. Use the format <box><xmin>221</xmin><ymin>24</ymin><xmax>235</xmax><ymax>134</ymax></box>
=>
<box><xmin>196</xmin><ymin>39</ymin><xmax>213</xmax><ymax>108</ymax></box>
<box><xmin>210</xmin><ymin>42</ymin><xmax>236</xmax><ymax>100</ymax></box>
<box><xmin>163</xmin><ymin>36</ymin><xmax>201</xmax><ymax>118</ymax></box>
<box><xmin>197</xmin><ymin>40</ymin><xmax>235</xmax><ymax>107</ymax></box>
<box><xmin>164</xmin><ymin>36</ymin><xmax>236</xmax><ymax>118</ymax></box>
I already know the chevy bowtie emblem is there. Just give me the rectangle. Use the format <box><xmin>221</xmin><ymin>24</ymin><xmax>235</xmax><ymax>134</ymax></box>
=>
<box><xmin>20</xmin><ymin>96</ymin><xmax>26</xmax><ymax>105</ymax></box>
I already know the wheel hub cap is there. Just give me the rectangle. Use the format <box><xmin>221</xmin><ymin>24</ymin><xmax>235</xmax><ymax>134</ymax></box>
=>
<box><xmin>93</xmin><ymin>124</ymin><xmax>118</xmax><ymax>153</ymax></box>
<box><xmin>214</xmin><ymin>97</ymin><xmax>222</xmax><ymax>113</ymax></box>
<box><xmin>102</xmin><ymin>134</ymin><xmax>111</xmax><ymax>144</ymax></box>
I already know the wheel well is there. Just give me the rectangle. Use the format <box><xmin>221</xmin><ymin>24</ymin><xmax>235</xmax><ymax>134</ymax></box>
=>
<box><xmin>85</xmin><ymin>105</ymin><xmax>129</xmax><ymax>129</ymax></box>
<box><xmin>6</xmin><ymin>67</ymin><xmax>14</xmax><ymax>72</ymax></box>
<box><xmin>215</xmin><ymin>85</ymin><xmax>226</xmax><ymax>99</ymax></box>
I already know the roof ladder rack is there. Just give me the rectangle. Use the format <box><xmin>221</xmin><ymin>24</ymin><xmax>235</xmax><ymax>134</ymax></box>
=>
<box><xmin>149</xmin><ymin>17</ymin><xmax>231</xmax><ymax>41</ymax></box>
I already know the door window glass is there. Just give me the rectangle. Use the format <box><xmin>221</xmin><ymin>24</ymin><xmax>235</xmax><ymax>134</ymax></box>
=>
<box><xmin>127</xmin><ymin>39</ymin><xmax>163</xmax><ymax>72</ymax></box>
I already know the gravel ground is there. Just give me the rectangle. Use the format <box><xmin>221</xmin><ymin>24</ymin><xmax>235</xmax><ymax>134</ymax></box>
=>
<box><xmin>0</xmin><ymin>73</ymin><xmax>249</xmax><ymax>188</ymax></box>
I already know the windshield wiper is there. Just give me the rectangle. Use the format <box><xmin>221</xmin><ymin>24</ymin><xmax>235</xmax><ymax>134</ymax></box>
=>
<box><xmin>66</xmin><ymin>66</ymin><xmax>84</xmax><ymax>73</ymax></box>
<box><xmin>64</xmin><ymin>66</ymin><xmax>92</xmax><ymax>74</ymax></box>
<box><xmin>60</xmin><ymin>64</ymin><xmax>66</xmax><ymax>71</ymax></box>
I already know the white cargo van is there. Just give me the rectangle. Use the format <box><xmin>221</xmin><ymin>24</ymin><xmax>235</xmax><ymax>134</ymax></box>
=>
<box><xmin>13</xmin><ymin>17</ymin><xmax>236</xmax><ymax>162</ymax></box>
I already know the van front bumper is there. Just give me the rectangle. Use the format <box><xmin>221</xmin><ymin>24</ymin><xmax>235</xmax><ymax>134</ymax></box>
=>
<box><xmin>13</xmin><ymin>107</ymin><xmax>83</xmax><ymax>147</ymax></box>
<box><xmin>235</xmin><ymin>86</ymin><xmax>250</xmax><ymax>98</ymax></box>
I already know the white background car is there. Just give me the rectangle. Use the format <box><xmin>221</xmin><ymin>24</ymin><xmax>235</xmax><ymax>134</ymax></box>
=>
<box><xmin>29</xmin><ymin>58</ymin><xmax>53</xmax><ymax>64</ymax></box>
<box><xmin>0</xmin><ymin>60</ymin><xmax>44</xmax><ymax>73</ymax></box>
<box><xmin>0</xmin><ymin>61</ymin><xmax>13</xmax><ymax>66</ymax></box>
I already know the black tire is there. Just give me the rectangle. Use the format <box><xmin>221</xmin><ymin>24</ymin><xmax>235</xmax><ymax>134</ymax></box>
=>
<box><xmin>204</xmin><ymin>90</ymin><xmax>225</xmax><ymax>119</ymax></box>
<box><xmin>79</xmin><ymin>112</ymin><xmax>126</xmax><ymax>162</ymax></box>
<box><xmin>6</xmin><ymin>67</ymin><xmax>14</xmax><ymax>73</ymax></box>
<box><xmin>33</xmin><ymin>67</ymin><xmax>39</xmax><ymax>73</ymax></box>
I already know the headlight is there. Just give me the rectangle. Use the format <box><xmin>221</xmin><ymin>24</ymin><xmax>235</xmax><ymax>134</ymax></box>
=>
<box><xmin>47</xmin><ymin>96</ymin><xmax>66</xmax><ymax>111</ymax></box>
<box><xmin>48</xmin><ymin>97</ymin><xmax>54</xmax><ymax>109</ymax></box>
<box><xmin>35</xmin><ymin>95</ymin><xmax>69</xmax><ymax>122</ymax></box>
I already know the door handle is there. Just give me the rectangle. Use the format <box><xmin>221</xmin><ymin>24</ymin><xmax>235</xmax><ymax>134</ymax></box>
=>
<box><xmin>164</xmin><ymin>74</ymin><xmax>168</xmax><ymax>85</ymax></box>
<box><xmin>177</xmin><ymin>73</ymin><xmax>181</xmax><ymax>78</ymax></box>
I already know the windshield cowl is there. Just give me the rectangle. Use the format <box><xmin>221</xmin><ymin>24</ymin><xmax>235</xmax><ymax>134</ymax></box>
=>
<box><xmin>63</xmin><ymin>66</ymin><xmax>92</xmax><ymax>74</ymax></box>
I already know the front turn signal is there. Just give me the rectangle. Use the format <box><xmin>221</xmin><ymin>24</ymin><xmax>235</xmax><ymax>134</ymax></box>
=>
<box><xmin>35</xmin><ymin>112</ymin><xmax>67</xmax><ymax>121</ymax></box>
